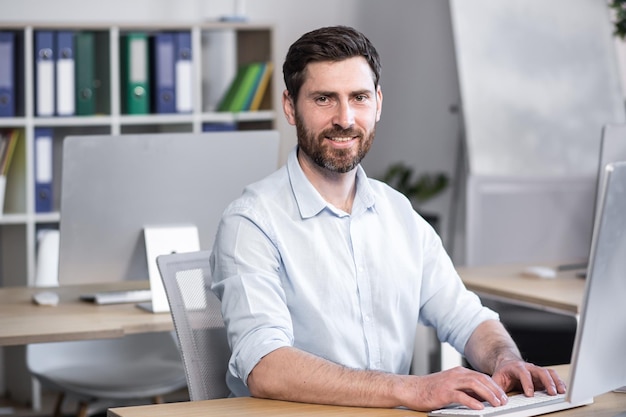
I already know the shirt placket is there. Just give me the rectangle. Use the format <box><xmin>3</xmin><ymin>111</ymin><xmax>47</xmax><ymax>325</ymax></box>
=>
<box><xmin>349</xmin><ymin>215</ymin><xmax>381</xmax><ymax>370</ymax></box>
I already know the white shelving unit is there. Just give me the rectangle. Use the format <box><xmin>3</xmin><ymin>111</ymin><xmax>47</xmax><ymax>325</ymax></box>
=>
<box><xmin>0</xmin><ymin>21</ymin><xmax>276</xmax><ymax>290</ymax></box>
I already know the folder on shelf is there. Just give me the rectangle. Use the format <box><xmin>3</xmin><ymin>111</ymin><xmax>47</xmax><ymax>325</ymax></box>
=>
<box><xmin>0</xmin><ymin>32</ymin><xmax>16</xmax><ymax>117</ymax></box>
<box><xmin>121</xmin><ymin>32</ymin><xmax>150</xmax><ymax>114</ymax></box>
<box><xmin>34</xmin><ymin>128</ymin><xmax>53</xmax><ymax>213</ymax></box>
<box><xmin>0</xmin><ymin>172</ymin><xmax>5</xmax><ymax>215</ymax></box>
<box><xmin>1</xmin><ymin>129</ymin><xmax>19</xmax><ymax>176</ymax></box>
<box><xmin>202</xmin><ymin>122</ymin><xmax>237</xmax><ymax>131</ymax></box>
<box><xmin>35</xmin><ymin>31</ymin><xmax>55</xmax><ymax>117</ymax></box>
<box><xmin>55</xmin><ymin>31</ymin><xmax>75</xmax><ymax>116</ymax></box>
<box><xmin>242</xmin><ymin>62</ymin><xmax>265</xmax><ymax>111</ymax></box>
<box><xmin>151</xmin><ymin>32</ymin><xmax>176</xmax><ymax>114</ymax></box>
<box><xmin>94</xmin><ymin>31</ymin><xmax>111</xmax><ymax>115</ymax></box>
<box><xmin>0</xmin><ymin>129</ymin><xmax>21</xmax><ymax>215</ymax></box>
<box><xmin>217</xmin><ymin>62</ymin><xmax>263</xmax><ymax>112</ymax></box>
<box><xmin>75</xmin><ymin>31</ymin><xmax>96</xmax><ymax>115</ymax></box>
<box><xmin>232</xmin><ymin>63</ymin><xmax>264</xmax><ymax>112</ymax></box>
<box><xmin>248</xmin><ymin>62</ymin><xmax>273</xmax><ymax>111</ymax></box>
<box><xmin>175</xmin><ymin>31</ymin><xmax>192</xmax><ymax>113</ymax></box>
<box><xmin>216</xmin><ymin>64</ymin><xmax>246</xmax><ymax>112</ymax></box>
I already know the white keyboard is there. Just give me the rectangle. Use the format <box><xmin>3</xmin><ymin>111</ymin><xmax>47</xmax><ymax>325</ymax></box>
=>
<box><xmin>80</xmin><ymin>289</ymin><xmax>152</xmax><ymax>305</ymax></box>
<box><xmin>428</xmin><ymin>391</ymin><xmax>571</xmax><ymax>417</ymax></box>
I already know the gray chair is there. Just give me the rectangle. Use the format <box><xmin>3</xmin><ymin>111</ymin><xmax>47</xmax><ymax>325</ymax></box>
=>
<box><xmin>27</xmin><ymin>334</ymin><xmax>187</xmax><ymax>417</ymax></box>
<box><xmin>156</xmin><ymin>250</ymin><xmax>231</xmax><ymax>401</ymax></box>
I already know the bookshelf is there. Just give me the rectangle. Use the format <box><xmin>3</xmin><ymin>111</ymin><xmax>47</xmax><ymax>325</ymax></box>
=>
<box><xmin>0</xmin><ymin>21</ymin><xmax>276</xmax><ymax>289</ymax></box>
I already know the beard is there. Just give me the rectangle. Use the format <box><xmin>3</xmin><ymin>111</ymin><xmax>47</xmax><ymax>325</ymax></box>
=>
<box><xmin>295</xmin><ymin>111</ymin><xmax>375</xmax><ymax>174</ymax></box>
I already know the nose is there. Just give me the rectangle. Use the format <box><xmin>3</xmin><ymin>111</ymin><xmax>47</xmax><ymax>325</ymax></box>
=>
<box><xmin>332</xmin><ymin>100</ymin><xmax>355</xmax><ymax>129</ymax></box>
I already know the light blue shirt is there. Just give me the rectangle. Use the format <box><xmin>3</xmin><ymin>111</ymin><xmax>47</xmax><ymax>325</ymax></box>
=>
<box><xmin>211</xmin><ymin>146</ymin><xmax>498</xmax><ymax>396</ymax></box>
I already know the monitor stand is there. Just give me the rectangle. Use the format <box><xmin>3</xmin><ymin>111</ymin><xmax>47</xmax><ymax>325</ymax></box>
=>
<box><xmin>136</xmin><ymin>224</ymin><xmax>200</xmax><ymax>313</ymax></box>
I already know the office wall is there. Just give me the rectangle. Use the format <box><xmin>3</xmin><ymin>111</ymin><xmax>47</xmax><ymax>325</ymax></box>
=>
<box><xmin>450</xmin><ymin>0</ymin><xmax>625</xmax><ymax>177</ymax></box>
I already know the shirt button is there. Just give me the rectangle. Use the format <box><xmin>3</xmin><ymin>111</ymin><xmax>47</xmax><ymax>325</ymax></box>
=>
<box><xmin>364</xmin><ymin>315</ymin><xmax>371</xmax><ymax>323</ymax></box>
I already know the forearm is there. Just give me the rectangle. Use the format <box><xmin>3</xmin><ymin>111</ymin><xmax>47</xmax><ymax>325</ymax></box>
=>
<box><xmin>247</xmin><ymin>346</ymin><xmax>405</xmax><ymax>408</ymax></box>
<box><xmin>464</xmin><ymin>319</ymin><xmax>523</xmax><ymax>375</ymax></box>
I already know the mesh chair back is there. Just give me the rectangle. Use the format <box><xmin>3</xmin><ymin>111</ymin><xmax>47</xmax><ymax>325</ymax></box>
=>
<box><xmin>156</xmin><ymin>250</ymin><xmax>231</xmax><ymax>401</ymax></box>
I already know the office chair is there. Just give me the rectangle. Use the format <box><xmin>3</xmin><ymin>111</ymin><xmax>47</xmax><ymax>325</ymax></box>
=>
<box><xmin>156</xmin><ymin>250</ymin><xmax>231</xmax><ymax>401</ymax></box>
<box><xmin>26</xmin><ymin>231</ymin><xmax>188</xmax><ymax>417</ymax></box>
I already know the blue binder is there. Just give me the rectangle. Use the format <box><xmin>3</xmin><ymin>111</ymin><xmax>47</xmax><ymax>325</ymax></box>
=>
<box><xmin>151</xmin><ymin>32</ymin><xmax>176</xmax><ymax>114</ymax></box>
<box><xmin>55</xmin><ymin>31</ymin><xmax>75</xmax><ymax>116</ymax></box>
<box><xmin>35</xmin><ymin>31</ymin><xmax>55</xmax><ymax>117</ymax></box>
<box><xmin>0</xmin><ymin>32</ymin><xmax>16</xmax><ymax>117</ymax></box>
<box><xmin>175</xmin><ymin>31</ymin><xmax>192</xmax><ymax>113</ymax></box>
<box><xmin>34</xmin><ymin>128</ymin><xmax>54</xmax><ymax>213</ymax></box>
<box><xmin>202</xmin><ymin>122</ymin><xmax>237</xmax><ymax>132</ymax></box>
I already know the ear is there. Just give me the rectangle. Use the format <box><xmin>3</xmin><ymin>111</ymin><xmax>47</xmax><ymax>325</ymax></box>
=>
<box><xmin>282</xmin><ymin>90</ymin><xmax>297</xmax><ymax>126</ymax></box>
<box><xmin>375</xmin><ymin>85</ymin><xmax>383</xmax><ymax>122</ymax></box>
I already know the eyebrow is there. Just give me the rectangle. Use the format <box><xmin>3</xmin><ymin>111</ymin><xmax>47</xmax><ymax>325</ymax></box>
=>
<box><xmin>308</xmin><ymin>89</ymin><xmax>374</xmax><ymax>98</ymax></box>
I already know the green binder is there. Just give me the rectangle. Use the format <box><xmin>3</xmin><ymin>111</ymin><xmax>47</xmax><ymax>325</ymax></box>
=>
<box><xmin>230</xmin><ymin>63</ymin><xmax>264</xmax><ymax>112</ymax></box>
<box><xmin>75</xmin><ymin>32</ymin><xmax>96</xmax><ymax>115</ymax></box>
<box><xmin>120</xmin><ymin>32</ymin><xmax>150</xmax><ymax>114</ymax></box>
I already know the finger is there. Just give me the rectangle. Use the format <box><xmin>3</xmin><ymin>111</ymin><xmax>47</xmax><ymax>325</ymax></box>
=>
<box><xmin>455</xmin><ymin>392</ymin><xmax>488</xmax><ymax>411</ymax></box>
<box><xmin>512</xmin><ymin>364</ymin><xmax>536</xmax><ymax>396</ymax></box>
<box><xmin>464</xmin><ymin>377</ymin><xmax>508</xmax><ymax>408</ymax></box>
<box><xmin>551</xmin><ymin>369</ymin><xmax>567</xmax><ymax>394</ymax></box>
<box><xmin>534</xmin><ymin>367</ymin><xmax>567</xmax><ymax>395</ymax></box>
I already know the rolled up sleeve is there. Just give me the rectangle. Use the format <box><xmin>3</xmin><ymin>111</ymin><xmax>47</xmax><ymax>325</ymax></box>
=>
<box><xmin>211</xmin><ymin>206</ymin><xmax>294</xmax><ymax>389</ymax></box>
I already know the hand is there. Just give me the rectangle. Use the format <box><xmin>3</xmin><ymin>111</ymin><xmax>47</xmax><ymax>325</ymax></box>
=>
<box><xmin>399</xmin><ymin>366</ymin><xmax>509</xmax><ymax>411</ymax></box>
<box><xmin>491</xmin><ymin>359</ymin><xmax>567</xmax><ymax>397</ymax></box>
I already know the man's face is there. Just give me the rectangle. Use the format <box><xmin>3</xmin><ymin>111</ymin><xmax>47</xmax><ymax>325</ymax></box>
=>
<box><xmin>283</xmin><ymin>56</ymin><xmax>382</xmax><ymax>174</ymax></box>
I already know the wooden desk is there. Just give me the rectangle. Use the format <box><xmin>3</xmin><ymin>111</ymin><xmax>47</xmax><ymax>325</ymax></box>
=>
<box><xmin>107</xmin><ymin>366</ymin><xmax>626</xmax><ymax>417</ymax></box>
<box><xmin>457</xmin><ymin>264</ymin><xmax>586</xmax><ymax>317</ymax></box>
<box><xmin>1</xmin><ymin>264</ymin><xmax>583</xmax><ymax>346</ymax></box>
<box><xmin>109</xmin><ymin>397</ymin><xmax>421</xmax><ymax>417</ymax></box>
<box><xmin>0</xmin><ymin>281</ymin><xmax>173</xmax><ymax>346</ymax></box>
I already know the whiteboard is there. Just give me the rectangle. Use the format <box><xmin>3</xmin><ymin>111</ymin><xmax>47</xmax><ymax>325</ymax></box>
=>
<box><xmin>450</xmin><ymin>0</ymin><xmax>625</xmax><ymax>176</ymax></box>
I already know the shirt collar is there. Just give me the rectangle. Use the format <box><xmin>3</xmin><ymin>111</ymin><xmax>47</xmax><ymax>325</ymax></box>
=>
<box><xmin>287</xmin><ymin>146</ymin><xmax>376</xmax><ymax>219</ymax></box>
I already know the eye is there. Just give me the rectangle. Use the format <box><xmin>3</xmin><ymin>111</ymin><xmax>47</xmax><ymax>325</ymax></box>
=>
<box><xmin>315</xmin><ymin>96</ymin><xmax>330</xmax><ymax>104</ymax></box>
<box><xmin>354</xmin><ymin>94</ymin><xmax>368</xmax><ymax>102</ymax></box>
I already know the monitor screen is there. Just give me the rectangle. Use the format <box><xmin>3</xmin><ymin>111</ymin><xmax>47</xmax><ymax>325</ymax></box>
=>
<box><xmin>561</xmin><ymin>123</ymin><xmax>626</xmax><ymax>272</ymax></box>
<box><xmin>58</xmin><ymin>131</ymin><xmax>280</xmax><ymax>285</ymax></box>
<box><xmin>594</xmin><ymin>124</ymin><xmax>626</xmax><ymax>218</ymax></box>
<box><xmin>567</xmin><ymin>161</ymin><xmax>626</xmax><ymax>404</ymax></box>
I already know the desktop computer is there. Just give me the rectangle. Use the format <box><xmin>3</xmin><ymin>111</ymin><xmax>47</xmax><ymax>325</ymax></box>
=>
<box><xmin>431</xmin><ymin>161</ymin><xmax>626</xmax><ymax>416</ymax></box>
<box><xmin>58</xmin><ymin>130</ymin><xmax>280</xmax><ymax>288</ymax></box>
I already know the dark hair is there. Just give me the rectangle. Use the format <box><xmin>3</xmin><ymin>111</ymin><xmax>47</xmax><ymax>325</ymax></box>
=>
<box><xmin>282</xmin><ymin>26</ymin><xmax>381</xmax><ymax>103</ymax></box>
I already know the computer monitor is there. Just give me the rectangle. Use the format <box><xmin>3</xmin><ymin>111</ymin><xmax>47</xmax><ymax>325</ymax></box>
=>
<box><xmin>593</xmin><ymin>124</ymin><xmax>626</xmax><ymax>218</ymax></box>
<box><xmin>560</xmin><ymin>123</ymin><xmax>626</xmax><ymax>273</ymax></box>
<box><xmin>58</xmin><ymin>131</ymin><xmax>280</xmax><ymax>285</ymax></box>
<box><xmin>567</xmin><ymin>160</ymin><xmax>626</xmax><ymax>405</ymax></box>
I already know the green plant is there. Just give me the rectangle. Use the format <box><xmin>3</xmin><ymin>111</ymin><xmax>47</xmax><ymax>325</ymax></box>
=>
<box><xmin>610</xmin><ymin>0</ymin><xmax>626</xmax><ymax>39</ymax></box>
<box><xmin>382</xmin><ymin>162</ymin><xmax>449</xmax><ymax>206</ymax></box>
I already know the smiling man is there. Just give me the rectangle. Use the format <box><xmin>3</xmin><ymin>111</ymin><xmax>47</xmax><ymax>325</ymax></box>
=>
<box><xmin>210</xmin><ymin>25</ymin><xmax>565</xmax><ymax>412</ymax></box>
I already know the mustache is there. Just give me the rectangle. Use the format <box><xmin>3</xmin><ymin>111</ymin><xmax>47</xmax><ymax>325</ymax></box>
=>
<box><xmin>320</xmin><ymin>127</ymin><xmax>363</xmax><ymax>138</ymax></box>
